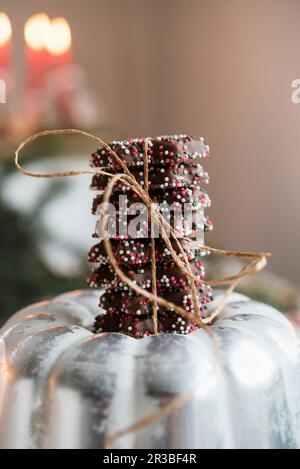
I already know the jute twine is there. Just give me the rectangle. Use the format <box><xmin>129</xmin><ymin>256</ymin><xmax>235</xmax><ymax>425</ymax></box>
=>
<box><xmin>14</xmin><ymin>129</ymin><xmax>270</xmax><ymax>447</ymax></box>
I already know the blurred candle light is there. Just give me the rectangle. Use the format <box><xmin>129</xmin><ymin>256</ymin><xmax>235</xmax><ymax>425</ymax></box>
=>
<box><xmin>45</xmin><ymin>17</ymin><xmax>72</xmax><ymax>68</ymax></box>
<box><xmin>0</xmin><ymin>13</ymin><xmax>12</xmax><ymax>77</ymax></box>
<box><xmin>24</xmin><ymin>13</ymin><xmax>51</xmax><ymax>89</ymax></box>
<box><xmin>44</xmin><ymin>17</ymin><xmax>75</xmax><ymax>126</ymax></box>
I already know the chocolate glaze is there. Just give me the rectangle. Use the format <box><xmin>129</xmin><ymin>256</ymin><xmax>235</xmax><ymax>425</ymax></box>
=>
<box><xmin>93</xmin><ymin>311</ymin><xmax>196</xmax><ymax>339</ymax></box>
<box><xmin>91</xmin><ymin>135</ymin><xmax>209</xmax><ymax>171</ymax></box>
<box><xmin>92</xmin><ymin>211</ymin><xmax>212</xmax><ymax>240</ymax></box>
<box><xmin>90</xmin><ymin>164</ymin><xmax>209</xmax><ymax>193</ymax></box>
<box><xmin>92</xmin><ymin>187</ymin><xmax>211</xmax><ymax>215</ymax></box>
<box><xmin>93</xmin><ymin>310</ymin><xmax>196</xmax><ymax>338</ymax></box>
<box><xmin>88</xmin><ymin>260</ymin><xmax>205</xmax><ymax>291</ymax></box>
<box><xmin>99</xmin><ymin>288</ymin><xmax>211</xmax><ymax>315</ymax></box>
<box><xmin>93</xmin><ymin>287</ymin><xmax>213</xmax><ymax>338</ymax></box>
<box><xmin>88</xmin><ymin>238</ymin><xmax>205</xmax><ymax>267</ymax></box>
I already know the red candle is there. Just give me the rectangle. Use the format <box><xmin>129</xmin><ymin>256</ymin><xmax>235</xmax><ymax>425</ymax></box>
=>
<box><xmin>24</xmin><ymin>13</ymin><xmax>51</xmax><ymax>90</ymax></box>
<box><xmin>0</xmin><ymin>13</ymin><xmax>12</xmax><ymax>81</ymax></box>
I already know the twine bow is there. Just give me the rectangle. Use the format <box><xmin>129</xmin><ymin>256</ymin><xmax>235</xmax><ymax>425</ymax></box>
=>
<box><xmin>15</xmin><ymin>129</ymin><xmax>270</xmax><ymax>332</ymax></box>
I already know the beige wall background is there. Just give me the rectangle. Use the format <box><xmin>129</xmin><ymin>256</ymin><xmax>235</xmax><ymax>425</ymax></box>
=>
<box><xmin>2</xmin><ymin>0</ymin><xmax>300</xmax><ymax>283</ymax></box>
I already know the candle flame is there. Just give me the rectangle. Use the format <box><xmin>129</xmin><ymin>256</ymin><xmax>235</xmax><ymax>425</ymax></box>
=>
<box><xmin>0</xmin><ymin>13</ymin><xmax>12</xmax><ymax>47</ymax></box>
<box><xmin>45</xmin><ymin>17</ymin><xmax>72</xmax><ymax>56</ymax></box>
<box><xmin>24</xmin><ymin>13</ymin><xmax>51</xmax><ymax>51</ymax></box>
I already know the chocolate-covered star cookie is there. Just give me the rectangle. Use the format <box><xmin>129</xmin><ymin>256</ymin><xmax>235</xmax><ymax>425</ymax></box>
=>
<box><xmin>91</xmin><ymin>135</ymin><xmax>209</xmax><ymax>171</ymax></box>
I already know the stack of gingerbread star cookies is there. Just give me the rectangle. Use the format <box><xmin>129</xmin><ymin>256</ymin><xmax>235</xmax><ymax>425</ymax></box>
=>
<box><xmin>88</xmin><ymin>135</ymin><xmax>213</xmax><ymax>338</ymax></box>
